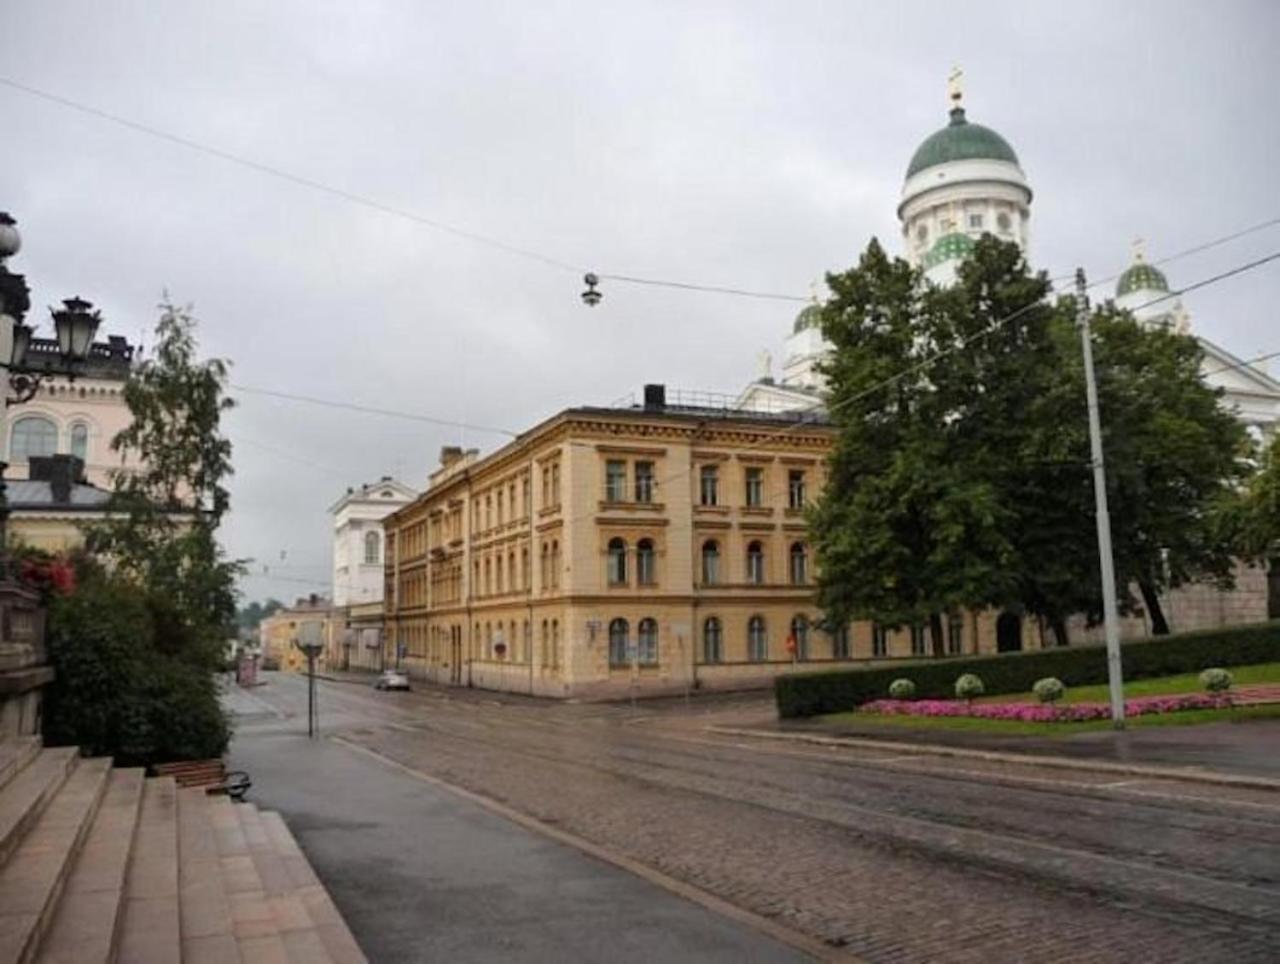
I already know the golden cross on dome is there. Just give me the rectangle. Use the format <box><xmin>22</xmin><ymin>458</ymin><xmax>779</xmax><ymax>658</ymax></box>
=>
<box><xmin>1131</xmin><ymin>237</ymin><xmax>1146</xmax><ymax>262</ymax></box>
<box><xmin>948</xmin><ymin>65</ymin><xmax>964</xmax><ymax>106</ymax></box>
<box><xmin>809</xmin><ymin>280</ymin><xmax>821</xmax><ymax>304</ymax></box>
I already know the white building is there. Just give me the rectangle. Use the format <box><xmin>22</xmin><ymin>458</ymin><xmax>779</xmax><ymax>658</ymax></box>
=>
<box><xmin>330</xmin><ymin>477</ymin><xmax>416</xmax><ymax>607</ymax></box>
<box><xmin>739</xmin><ymin>76</ymin><xmax>1280</xmax><ymax>431</ymax></box>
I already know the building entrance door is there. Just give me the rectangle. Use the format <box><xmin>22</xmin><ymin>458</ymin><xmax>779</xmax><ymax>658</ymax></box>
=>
<box><xmin>996</xmin><ymin>611</ymin><xmax>1023</xmax><ymax>652</ymax></box>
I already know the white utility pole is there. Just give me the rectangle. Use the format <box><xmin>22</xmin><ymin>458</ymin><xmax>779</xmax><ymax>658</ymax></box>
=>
<box><xmin>1076</xmin><ymin>269</ymin><xmax>1126</xmax><ymax>728</ymax></box>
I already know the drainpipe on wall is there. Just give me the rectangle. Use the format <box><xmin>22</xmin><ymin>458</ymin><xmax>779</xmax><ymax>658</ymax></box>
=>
<box><xmin>528</xmin><ymin>453</ymin><xmax>536</xmax><ymax>697</ymax></box>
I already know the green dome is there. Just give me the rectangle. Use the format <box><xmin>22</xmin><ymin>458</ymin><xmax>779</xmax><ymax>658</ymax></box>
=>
<box><xmin>906</xmin><ymin>107</ymin><xmax>1020</xmax><ymax>179</ymax></box>
<box><xmin>793</xmin><ymin>302</ymin><xmax>822</xmax><ymax>334</ymax></box>
<box><xmin>922</xmin><ymin>231</ymin><xmax>975</xmax><ymax>270</ymax></box>
<box><xmin>1116</xmin><ymin>261</ymin><xmax>1169</xmax><ymax>297</ymax></box>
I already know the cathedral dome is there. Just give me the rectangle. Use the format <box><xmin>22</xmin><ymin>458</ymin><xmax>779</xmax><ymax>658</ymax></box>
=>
<box><xmin>922</xmin><ymin>231</ymin><xmax>975</xmax><ymax>270</ymax></box>
<box><xmin>793</xmin><ymin>302</ymin><xmax>822</xmax><ymax>334</ymax></box>
<box><xmin>1116</xmin><ymin>260</ymin><xmax>1169</xmax><ymax>296</ymax></box>
<box><xmin>906</xmin><ymin>107</ymin><xmax>1021</xmax><ymax>179</ymax></box>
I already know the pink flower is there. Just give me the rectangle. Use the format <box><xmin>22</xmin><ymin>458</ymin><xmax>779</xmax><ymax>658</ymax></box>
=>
<box><xmin>857</xmin><ymin>692</ymin><xmax>1227</xmax><ymax>722</ymax></box>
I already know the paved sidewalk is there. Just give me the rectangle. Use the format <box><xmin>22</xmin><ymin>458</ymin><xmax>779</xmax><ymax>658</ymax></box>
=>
<box><xmin>228</xmin><ymin>715</ymin><xmax>810</xmax><ymax>963</ymax></box>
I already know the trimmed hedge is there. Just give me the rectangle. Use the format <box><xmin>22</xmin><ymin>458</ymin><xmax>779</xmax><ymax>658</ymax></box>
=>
<box><xmin>775</xmin><ymin>620</ymin><xmax>1280</xmax><ymax>718</ymax></box>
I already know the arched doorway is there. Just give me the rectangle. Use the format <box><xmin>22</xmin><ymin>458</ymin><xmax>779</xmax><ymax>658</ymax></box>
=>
<box><xmin>996</xmin><ymin>611</ymin><xmax>1023</xmax><ymax>652</ymax></box>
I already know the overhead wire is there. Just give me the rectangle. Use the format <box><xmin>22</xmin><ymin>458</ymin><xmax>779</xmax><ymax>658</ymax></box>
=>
<box><xmin>0</xmin><ymin>75</ymin><xmax>806</xmax><ymax>302</ymax></box>
<box><xmin>228</xmin><ymin>383</ymin><xmax>519</xmax><ymax>437</ymax></box>
<box><xmin>546</xmin><ymin>246</ymin><xmax>1280</xmax><ymax>531</ymax></box>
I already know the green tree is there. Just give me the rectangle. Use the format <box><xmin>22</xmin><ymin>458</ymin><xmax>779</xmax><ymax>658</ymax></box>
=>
<box><xmin>812</xmin><ymin>239</ymin><xmax>1019</xmax><ymax>654</ymax></box>
<box><xmin>1226</xmin><ymin>433</ymin><xmax>1280</xmax><ymax>562</ymax></box>
<box><xmin>812</xmin><ymin>235</ymin><xmax>1248</xmax><ymax>645</ymax></box>
<box><xmin>237</xmin><ymin>598</ymin><xmax>285</xmax><ymax>632</ymax></box>
<box><xmin>86</xmin><ymin>300</ymin><xmax>241</xmax><ymax>666</ymax></box>
<box><xmin>1077</xmin><ymin>306</ymin><xmax>1249</xmax><ymax>633</ymax></box>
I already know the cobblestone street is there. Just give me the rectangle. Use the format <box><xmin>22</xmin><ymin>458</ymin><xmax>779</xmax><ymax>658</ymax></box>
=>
<box><xmin>245</xmin><ymin>674</ymin><xmax>1280</xmax><ymax>963</ymax></box>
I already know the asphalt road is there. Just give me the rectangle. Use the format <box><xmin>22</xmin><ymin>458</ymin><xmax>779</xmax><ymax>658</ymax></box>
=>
<box><xmin>230</xmin><ymin>674</ymin><xmax>1280</xmax><ymax>963</ymax></box>
<box><xmin>226</xmin><ymin>681</ymin><xmax>808</xmax><ymax>963</ymax></box>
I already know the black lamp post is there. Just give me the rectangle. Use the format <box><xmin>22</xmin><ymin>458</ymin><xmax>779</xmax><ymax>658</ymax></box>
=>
<box><xmin>0</xmin><ymin>213</ymin><xmax>103</xmax><ymax>569</ymax></box>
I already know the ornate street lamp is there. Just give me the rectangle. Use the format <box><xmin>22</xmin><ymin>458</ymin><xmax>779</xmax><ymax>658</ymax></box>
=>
<box><xmin>0</xmin><ymin>213</ymin><xmax>105</xmax><ymax>564</ymax></box>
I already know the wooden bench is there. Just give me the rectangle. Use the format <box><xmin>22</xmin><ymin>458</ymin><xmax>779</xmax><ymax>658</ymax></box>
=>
<box><xmin>151</xmin><ymin>760</ymin><xmax>251</xmax><ymax>800</ymax></box>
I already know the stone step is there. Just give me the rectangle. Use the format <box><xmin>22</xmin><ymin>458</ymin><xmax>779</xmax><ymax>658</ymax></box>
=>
<box><xmin>117</xmin><ymin>776</ymin><xmax>181</xmax><ymax>964</ymax></box>
<box><xmin>35</xmin><ymin>767</ymin><xmax>146</xmax><ymax>964</ymax></box>
<box><xmin>176</xmin><ymin>787</ymin><xmax>241</xmax><ymax>963</ymax></box>
<box><xmin>254</xmin><ymin>810</ymin><xmax>364</xmax><ymax>964</ymax></box>
<box><xmin>0</xmin><ymin>755</ymin><xmax>112</xmax><ymax>964</ymax></box>
<box><xmin>0</xmin><ymin>739</ymin><xmax>40</xmax><ymax>795</ymax></box>
<box><xmin>0</xmin><ymin>748</ymin><xmax>77</xmax><ymax>871</ymax></box>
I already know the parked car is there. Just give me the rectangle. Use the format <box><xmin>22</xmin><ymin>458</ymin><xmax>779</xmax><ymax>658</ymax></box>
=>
<box><xmin>374</xmin><ymin>669</ymin><xmax>411</xmax><ymax>691</ymax></box>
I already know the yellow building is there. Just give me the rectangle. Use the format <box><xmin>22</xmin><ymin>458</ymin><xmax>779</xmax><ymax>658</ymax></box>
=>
<box><xmin>386</xmin><ymin>385</ymin><xmax>851</xmax><ymax>699</ymax></box>
<box><xmin>258</xmin><ymin>595</ymin><xmax>337</xmax><ymax>672</ymax></box>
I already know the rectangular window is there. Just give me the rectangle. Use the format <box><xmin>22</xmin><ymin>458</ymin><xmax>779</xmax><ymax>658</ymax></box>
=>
<box><xmin>947</xmin><ymin>613</ymin><xmax>965</xmax><ymax>655</ymax></box>
<box><xmin>969</xmin><ymin>212</ymin><xmax>984</xmax><ymax>230</ymax></box>
<box><xmin>788</xmin><ymin>470</ymin><xmax>806</xmax><ymax>510</ymax></box>
<box><xmin>699</xmin><ymin>466</ymin><xmax>719</xmax><ymax>506</ymax></box>
<box><xmin>635</xmin><ymin>461</ymin><xmax>654</xmax><ymax>503</ymax></box>
<box><xmin>605</xmin><ymin>460</ymin><xmax>627</xmax><ymax>502</ymax></box>
<box><xmin>744</xmin><ymin>467</ymin><xmax>763</xmax><ymax>507</ymax></box>
<box><xmin>833</xmin><ymin>625</ymin><xmax>850</xmax><ymax>660</ymax></box>
<box><xmin>910</xmin><ymin>624</ymin><xmax>927</xmax><ymax>656</ymax></box>
<box><xmin>872</xmin><ymin>623</ymin><xmax>888</xmax><ymax>658</ymax></box>
<box><xmin>550</xmin><ymin>465</ymin><xmax>561</xmax><ymax>505</ymax></box>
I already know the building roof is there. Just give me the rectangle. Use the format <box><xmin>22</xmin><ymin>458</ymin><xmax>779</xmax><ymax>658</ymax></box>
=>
<box><xmin>6</xmin><ymin>478</ymin><xmax>112</xmax><ymax>511</ymax></box>
<box><xmin>23</xmin><ymin>335</ymin><xmax>135</xmax><ymax>381</ymax></box>
<box><xmin>793</xmin><ymin>302</ymin><xmax>822</xmax><ymax>334</ymax></box>
<box><xmin>906</xmin><ymin>106</ymin><xmax>1021</xmax><ymax>179</ymax></box>
<box><xmin>1116</xmin><ymin>259</ymin><xmax>1170</xmax><ymax>297</ymax></box>
<box><xmin>922</xmin><ymin>231</ymin><xmax>976</xmax><ymax>270</ymax></box>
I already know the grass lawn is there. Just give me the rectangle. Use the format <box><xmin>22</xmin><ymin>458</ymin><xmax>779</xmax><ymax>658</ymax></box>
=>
<box><xmin>817</xmin><ymin>702</ymin><xmax>1280</xmax><ymax>737</ymax></box>
<box><xmin>978</xmin><ymin>661</ymin><xmax>1280</xmax><ymax>705</ymax></box>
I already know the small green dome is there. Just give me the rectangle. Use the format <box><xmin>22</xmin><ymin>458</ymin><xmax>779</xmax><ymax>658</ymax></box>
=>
<box><xmin>922</xmin><ymin>231</ymin><xmax>975</xmax><ymax>270</ymax></box>
<box><xmin>907</xmin><ymin>107</ymin><xmax>1020</xmax><ymax>179</ymax></box>
<box><xmin>1116</xmin><ymin>261</ymin><xmax>1169</xmax><ymax>297</ymax></box>
<box><xmin>793</xmin><ymin>302</ymin><xmax>822</xmax><ymax>334</ymax></box>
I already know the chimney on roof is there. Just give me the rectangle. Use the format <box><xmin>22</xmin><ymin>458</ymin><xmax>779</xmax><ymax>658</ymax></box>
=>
<box><xmin>439</xmin><ymin>445</ymin><xmax>464</xmax><ymax>468</ymax></box>
<box><xmin>29</xmin><ymin>455</ymin><xmax>85</xmax><ymax>504</ymax></box>
<box><xmin>643</xmin><ymin>384</ymin><xmax>666</xmax><ymax>411</ymax></box>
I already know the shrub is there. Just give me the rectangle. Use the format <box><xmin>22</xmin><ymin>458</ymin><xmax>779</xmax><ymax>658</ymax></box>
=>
<box><xmin>887</xmin><ymin>678</ymin><xmax>917</xmax><ymax>700</ymax></box>
<box><xmin>1198</xmin><ymin>667</ymin><xmax>1234</xmax><ymax>693</ymax></box>
<box><xmin>42</xmin><ymin>564</ymin><xmax>230</xmax><ymax>767</ymax></box>
<box><xmin>955</xmin><ymin>673</ymin><xmax>985</xmax><ymax>700</ymax></box>
<box><xmin>774</xmin><ymin>620</ymin><xmax>1280</xmax><ymax>718</ymax></box>
<box><xmin>1033</xmin><ymin>677</ymin><xmax>1066</xmax><ymax>704</ymax></box>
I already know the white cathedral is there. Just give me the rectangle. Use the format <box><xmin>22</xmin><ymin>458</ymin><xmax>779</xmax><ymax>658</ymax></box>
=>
<box><xmin>737</xmin><ymin>79</ymin><xmax>1280</xmax><ymax>435</ymax></box>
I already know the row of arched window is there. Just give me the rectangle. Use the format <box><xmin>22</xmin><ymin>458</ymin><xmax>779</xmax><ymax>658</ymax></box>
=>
<box><xmin>700</xmin><ymin>614</ymin><xmax>811</xmax><ymax>663</ymax></box>
<box><xmin>10</xmin><ymin>415</ymin><xmax>93</xmax><ymax>462</ymax></box>
<box><xmin>608</xmin><ymin>617</ymin><xmax>659</xmax><ymax>666</ymax></box>
<box><xmin>603</xmin><ymin>538</ymin><xmax>810</xmax><ymax>587</ymax></box>
<box><xmin>606</xmin><ymin>538</ymin><xmax>656</xmax><ymax>585</ymax></box>
<box><xmin>700</xmin><ymin>540</ymin><xmax>807</xmax><ymax>586</ymax></box>
<box><xmin>466</xmin><ymin>617</ymin><xmax>562</xmax><ymax>667</ymax></box>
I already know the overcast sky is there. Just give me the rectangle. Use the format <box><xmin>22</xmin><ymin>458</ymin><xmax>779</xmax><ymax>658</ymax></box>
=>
<box><xmin>3</xmin><ymin>1</ymin><xmax>1276</xmax><ymax>606</ymax></box>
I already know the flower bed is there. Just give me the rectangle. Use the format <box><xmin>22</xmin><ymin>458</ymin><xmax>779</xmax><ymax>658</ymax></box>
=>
<box><xmin>858</xmin><ymin>692</ymin><xmax>1231</xmax><ymax>723</ymax></box>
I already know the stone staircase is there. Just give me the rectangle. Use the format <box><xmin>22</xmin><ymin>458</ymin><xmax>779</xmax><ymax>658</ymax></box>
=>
<box><xmin>0</xmin><ymin>737</ymin><xmax>365</xmax><ymax>963</ymax></box>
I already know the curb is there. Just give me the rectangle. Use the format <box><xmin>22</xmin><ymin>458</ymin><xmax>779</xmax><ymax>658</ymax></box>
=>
<box><xmin>706</xmin><ymin>725</ymin><xmax>1280</xmax><ymax>792</ymax></box>
<box><xmin>331</xmin><ymin>735</ymin><xmax>859</xmax><ymax>963</ymax></box>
